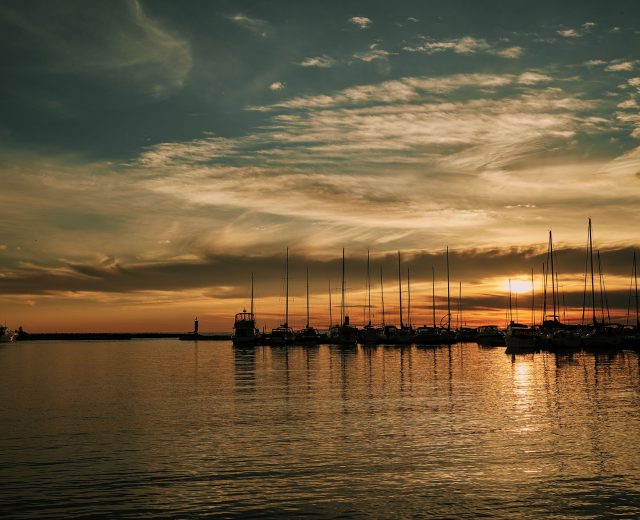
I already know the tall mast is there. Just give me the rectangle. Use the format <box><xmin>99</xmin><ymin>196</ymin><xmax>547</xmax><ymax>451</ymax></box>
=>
<box><xmin>635</xmin><ymin>251</ymin><xmax>639</xmax><ymax>328</ymax></box>
<box><xmin>407</xmin><ymin>268</ymin><xmax>411</xmax><ymax>329</ymax></box>
<box><xmin>367</xmin><ymin>250</ymin><xmax>371</xmax><ymax>326</ymax></box>
<box><xmin>306</xmin><ymin>268</ymin><xmax>310</xmax><ymax>328</ymax></box>
<box><xmin>458</xmin><ymin>281</ymin><xmax>462</xmax><ymax>330</ymax></box>
<box><xmin>250</xmin><ymin>271</ymin><xmax>254</xmax><ymax>317</ymax></box>
<box><xmin>398</xmin><ymin>251</ymin><xmax>404</xmax><ymax>329</ymax></box>
<box><xmin>531</xmin><ymin>268</ymin><xmax>535</xmax><ymax>327</ymax></box>
<box><xmin>597</xmin><ymin>250</ymin><xmax>611</xmax><ymax>324</ymax></box>
<box><xmin>432</xmin><ymin>266</ymin><xmax>436</xmax><ymax>328</ymax></box>
<box><xmin>380</xmin><ymin>267</ymin><xmax>385</xmax><ymax>326</ymax></box>
<box><xmin>589</xmin><ymin>218</ymin><xmax>597</xmax><ymax>325</ymax></box>
<box><xmin>329</xmin><ymin>280</ymin><xmax>332</xmax><ymax>328</ymax></box>
<box><xmin>508</xmin><ymin>279</ymin><xmax>513</xmax><ymax>322</ymax></box>
<box><xmin>542</xmin><ymin>261</ymin><xmax>547</xmax><ymax>322</ymax></box>
<box><xmin>341</xmin><ymin>248</ymin><xmax>345</xmax><ymax>325</ymax></box>
<box><xmin>549</xmin><ymin>231</ymin><xmax>556</xmax><ymax>322</ymax></box>
<box><xmin>582</xmin><ymin>228</ymin><xmax>589</xmax><ymax>325</ymax></box>
<box><xmin>285</xmin><ymin>247</ymin><xmax>289</xmax><ymax>327</ymax></box>
<box><xmin>446</xmin><ymin>246</ymin><xmax>451</xmax><ymax>331</ymax></box>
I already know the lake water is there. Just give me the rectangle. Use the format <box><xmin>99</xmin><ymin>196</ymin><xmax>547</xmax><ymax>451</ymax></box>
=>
<box><xmin>2</xmin><ymin>340</ymin><xmax>640</xmax><ymax>518</ymax></box>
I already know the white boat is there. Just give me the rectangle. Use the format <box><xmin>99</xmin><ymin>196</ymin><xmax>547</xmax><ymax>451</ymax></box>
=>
<box><xmin>232</xmin><ymin>273</ymin><xmax>260</xmax><ymax>347</ymax></box>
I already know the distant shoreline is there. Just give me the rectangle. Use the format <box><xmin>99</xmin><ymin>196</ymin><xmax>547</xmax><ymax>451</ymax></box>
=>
<box><xmin>15</xmin><ymin>332</ymin><xmax>232</xmax><ymax>341</ymax></box>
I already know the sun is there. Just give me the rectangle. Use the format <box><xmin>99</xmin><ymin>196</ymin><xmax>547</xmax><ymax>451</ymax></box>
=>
<box><xmin>504</xmin><ymin>280</ymin><xmax>532</xmax><ymax>294</ymax></box>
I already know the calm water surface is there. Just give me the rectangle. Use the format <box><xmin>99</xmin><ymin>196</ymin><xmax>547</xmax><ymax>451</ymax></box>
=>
<box><xmin>2</xmin><ymin>340</ymin><xmax>640</xmax><ymax>518</ymax></box>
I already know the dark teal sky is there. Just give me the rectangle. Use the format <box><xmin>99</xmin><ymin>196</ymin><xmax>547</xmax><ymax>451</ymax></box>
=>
<box><xmin>0</xmin><ymin>0</ymin><xmax>639</xmax><ymax>330</ymax></box>
<box><xmin>2</xmin><ymin>0</ymin><xmax>638</xmax><ymax>158</ymax></box>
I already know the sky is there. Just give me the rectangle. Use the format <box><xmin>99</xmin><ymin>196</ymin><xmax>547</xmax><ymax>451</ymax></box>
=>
<box><xmin>1</xmin><ymin>0</ymin><xmax>639</xmax><ymax>332</ymax></box>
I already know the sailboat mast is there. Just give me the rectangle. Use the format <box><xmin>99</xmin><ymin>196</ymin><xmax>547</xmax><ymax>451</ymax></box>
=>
<box><xmin>432</xmin><ymin>266</ymin><xmax>436</xmax><ymax>328</ymax></box>
<box><xmin>341</xmin><ymin>248</ymin><xmax>346</xmax><ymax>325</ymax></box>
<box><xmin>306</xmin><ymin>268</ymin><xmax>310</xmax><ymax>328</ymax></box>
<box><xmin>380</xmin><ymin>267</ymin><xmax>385</xmax><ymax>326</ymax></box>
<box><xmin>531</xmin><ymin>268</ymin><xmax>535</xmax><ymax>327</ymax></box>
<box><xmin>550</xmin><ymin>231</ymin><xmax>556</xmax><ymax>321</ymax></box>
<box><xmin>250</xmin><ymin>271</ymin><xmax>254</xmax><ymax>316</ymax></box>
<box><xmin>458</xmin><ymin>281</ymin><xmax>462</xmax><ymax>330</ymax></box>
<box><xmin>398</xmin><ymin>251</ymin><xmax>404</xmax><ymax>329</ymax></box>
<box><xmin>329</xmin><ymin>280</ymin><xmax>332</xmax><ymax>328</ymax></box>
<box><xmin>285</xmin><ymin>247</ymin><xmax>289</xmax><ymax>327</ymax></box>
<box><xmin>589</xmin><ymin>218</ymin><xmax>597</xmax><ymax>325</ymax></box>
<box><xmin>508</xmin><ymin>279</ymin><xmax>513</xmax><ymax>323</ymax></box>
<box><xmin>542</xmin><ymin>261</ymin><xmax>547</xmax><ymax>322</ymax></box>
<box><xmin>597</xmin><ymin>251</ymin><xmax>611</xmax><ymax>324</ymax></box>
<box><xmin>367</xmin><ymin>250</ymin><xmax>371</xmax><ymax>325</ymax></box>
<box><xmin>633</xmin><ymin>251</ymin><xmax>640</xmax><ymax>333</ymax></box>
<box><xmin>446</xmin><ymin>246</ymin><xmax>451</xmax><ymax>331</ymax></box>
<box><xmin>407</xmin><ymin>268</ymin><xmax>411</xmax><ymax>329</ymax></box>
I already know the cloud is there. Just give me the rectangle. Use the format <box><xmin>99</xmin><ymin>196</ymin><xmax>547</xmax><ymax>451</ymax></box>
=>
<box><xmin>298</xmin><ymin>55</ymin><xmax>335</xmax><ymax>68</ymax></box>
<box><xmin>493</xmin><ymin>46</ymin><xmax>524</xmax><ymax>59</ymax></box>
<box><xmin>557</xmin><ymin>28</ymin><xmax>580</xmax><ymax>38</ymax></box>
<box><xmin>130</xmin><ymin>73</ymin><xmax>615</xmax><ymax>256</ymax></box>
<box><xmin>270</xmin><ymin>81</ymin><xmax>285</xmax><ymax>91</ymax></box>
<box><xmin>228</xmin><ymin>13</ymin><xmax>271</xmax><ymax>37</ymax></box>
<box><xmin>2</xmin><ymin>245</ymin><xmax>638</xmax><ymax>304</ymax></box>
<box><xmin>353</xmin><ymin>43</ymin><xmax>392</xmax><ymax>62</ymax></box>
<box><xmin>582</xmin><ymin>22</ymin><xmax>596</xmax><ymax>30</ymax></box>
<box><xmin>403</xmin><ymin>36</ymin><xmax>523</xmax><ymax>59</ymax></box>
<box><xmin>606</xmin><ymin>61</ymin><xmax>635</xmax><ymax>72</ymax></box>
<box><xmin>403</xmin><ymin>36</ymin><xmax>490</xmax><ymax>55</ymax></box>
<box><xmin>407</xmin><ymin>17</ymin><xmax>420</xmax><ymax>23</ymax></box>
<box><xmin>585</xmin><ymin>59</ymin><xmax>606</xmax><ymax>66</ymax></box>
<box><xmin>0</xmin><ymin>0</ymin><xmax>192</xmax><ymax>98</ymax></box>
<box><xmin>517</xmin><ymin>72</ymin><xmax>552</xmax><ymax>85</ymax></box>
<box><xmin>251</xmin><ymin>72</ymin><xmax>548</xmax><ymax>111</ymax></box>
<box><xmin>617</xmin><ymin>99</ymin><xmax>638</xmax><ymax>109</ymax></box>
<box><xmin>349</xmin><ymin>16</ymin><xmax>371</xmax><ymax>29</ymax></box>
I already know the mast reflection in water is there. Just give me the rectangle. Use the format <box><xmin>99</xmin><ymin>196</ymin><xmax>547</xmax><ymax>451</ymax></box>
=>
<box><xmin>2</xmin><ymin>340</ymin><xmax>640</xmax><ymax>517</ymax></box>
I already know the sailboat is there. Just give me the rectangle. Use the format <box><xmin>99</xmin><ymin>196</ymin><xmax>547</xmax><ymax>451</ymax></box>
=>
<box><xmin>537</xmin><ymin>230</ymin><xmax>580</xmax><ymax>352</ymax></box>
<box><xmin>440</xmin><ymin>246</ymin><xmax>456</xmax><ymax>345</ymax></box>
<box><xmin>415</xmin><ymin>265</ymin><xmax>445</xmax><ymax>345</ymax></box>
<box><xmin>455</xmin><ymin>282</ymin><xmax>476</xmax><ymax>341</ymax></box>
<box><xmin>232</xmin><ymin>272</ymin><xmax>261</xmax><ymax>347</ymax></box>
<box><xmin>267</xmin><ymin>248</ymin><xmax>295</xmax><ymax>346</ymax></box>
<box><xmin>625</xmin><ymin>251</ymin><xmax>640</xmax><ymax>348</ymax></box>
<box><xmin>295</xmin><ymin>268</ymin><xmax>320</xmax><ymax>345</ymax></box>
<box><xmin>581</xmin><ymin>219</ymin><xmax>623</xmax><ymax>351</ymax></box>
<box><xmin>329</xmin><ymin>249</ymin><xmax>358</xmax><ymax>346</ymax></box>
<box><xmin>361</xmin><ymin>250</ymin><xmax>380</xmax><ymax>345</ymax></box>
<box><xmin>505</xmin><ymin>279</ymin><xmax>539</xmax><ymax>353</ymax></box>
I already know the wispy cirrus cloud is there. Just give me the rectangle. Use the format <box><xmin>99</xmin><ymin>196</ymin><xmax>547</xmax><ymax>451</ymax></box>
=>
<box><xmin>129</xmin><ymin>70</ymin><xmax>636</xmax><ymax>258</ymax></box>
<box><xmin>250</xmin><ymin>72</ymin><xmax>550</xmax><ymax>112</ymax></box>
<box><xmin>0</xmin><ymin>0</ymin><xmax>192</xmax><ymax>98</ymax></box>
<box><xmin>298</xmin><ymin>55</ymin><xmax>336</xmax><ymax>68</ymax></box>
<box><xmin>228</xmin><ymin>13</ymin><xmax>271</xmax><ymax>37</ymax></box>
<box><xmin>403</xmin><ymin>36</ymin><xmax>523</xmax><ymax>59</ymax></box>
<box><xmin>353</xmin><ymin>43</ymin><xmax>392</xmax><ymax>62</ymax></box>
<box><xmin>557</xmin><ymin>22</ymin><xmax>596</xmax><ymax>39</ymax></box>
